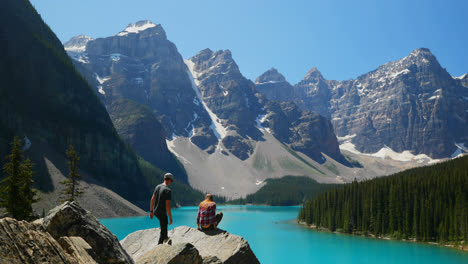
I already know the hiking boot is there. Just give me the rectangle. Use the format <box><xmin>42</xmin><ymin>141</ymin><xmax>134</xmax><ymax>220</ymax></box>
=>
<box><xmin>163</xmin><ymin>238</ymin><xmax>172</xmax><ymax>245</ymax></box>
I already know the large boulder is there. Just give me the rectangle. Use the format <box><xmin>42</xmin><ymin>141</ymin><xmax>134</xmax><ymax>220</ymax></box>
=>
<box><xmin>136</xmin><ymin>243</ymin><xmax>202</xmax><ymax>264</ymax></box>
<box><xmin>121</xmin><ymin>226</ymin><xmax>259</xmax><ymax>264</ymax></box>
<box><xmin>42</xmin><ymin>201</ymin><xmax>134</xmax><ymax>264</ymax></box>
<box><xmin>0</xmin><ymin>217</ymin><xmax>76</xmax><ymax>264</ymax></box>
<box><xmin>58</xmin><ymin>236</ymin><xmax>97</xmax><ymax>264</ymax></box>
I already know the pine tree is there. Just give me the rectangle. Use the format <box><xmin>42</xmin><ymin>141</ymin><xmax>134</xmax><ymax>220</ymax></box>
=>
<box><xmin>19</xmin><ymin>158</ymin><xmax>39</xmax><ymax>220</ymax></box>
<box><xmin>0</xmin><ymin>137</ymin><xmax>38</xmax><ymax>220</ymax></box>
<box><xmin>60</xmin><ymin>145</ymin><xmax>84</xmax><ymax>202</ymax></box>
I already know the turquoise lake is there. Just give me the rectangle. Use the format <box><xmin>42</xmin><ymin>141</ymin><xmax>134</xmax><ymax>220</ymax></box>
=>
<box><xmin>100</xmin><ymin>205</ymin><xmax>468</xmax><ymax>263</ymax></box>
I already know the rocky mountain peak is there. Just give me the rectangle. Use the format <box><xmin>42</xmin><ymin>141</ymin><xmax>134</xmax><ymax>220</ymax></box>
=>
<box><xmin>255</xmin><ymin>68</ymin><xmax>286</xmax><ymax>84</ymax></box>
<box><xmin>454</xmin><ymin>73</ymin><xmax>468</xmax><ymax>80</ymax></box>
<box><xmin>63</xmin><ymin>35</ymin><xmax>94</xmax><ymax>52</ymax></box>
<box><xmin>117</xmin><ymin>20</ymin><xmax>159</xmax><ymax>36</ymax></box>
<box><xmin>303</xmin><ymin>67</ymin><xmax>325</xmax><ymax>81</ymax></box>
<box><xmin>363</xmin><ymin>47</ymin><xmax>445</xmax><ymax>87</ymax></box>
<box><xmin>190</xmin><ymin>49</ymin><xmax>239</xmax><ymax>75</ymax></box>
<box><xmin>404</xmin><ymin>47</ymin><xmax>438</xmax><ymax>65</ymax></box>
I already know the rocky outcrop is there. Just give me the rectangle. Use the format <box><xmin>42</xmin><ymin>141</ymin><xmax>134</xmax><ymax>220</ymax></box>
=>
<box><xmin>58</xmin><ymin>236</ymin><xmax>97</xmax><ymax>264</ymax></box>
<box><xmin>42</xmin><ymin>201</ymin><xmax>134</xmax><ymax>264</ymax></box>
<box><xmin>136</xmin><ymin>243</ymin><xmax>202</xmax><ymax>264</ymax></box>
<box><xmin>121</xmin><ymin>226</ymin><xmax>260</xmax><ymax>264</ymax></box>
<box><xmin>0</xmin><ymin>217</ymin><xmax>76</xmax><ymax>264</ymax></box>
<box><xmin>0</xmin><ymin>201</ymin><xmax>134</xmax><ymax>264</ymax></box>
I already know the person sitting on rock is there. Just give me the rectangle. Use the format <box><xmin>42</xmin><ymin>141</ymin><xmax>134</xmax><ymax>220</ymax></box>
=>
<box><xmin>197</xmin><ymin>193</ymin><xmax>223</xmax><ymax>230</ymax></box>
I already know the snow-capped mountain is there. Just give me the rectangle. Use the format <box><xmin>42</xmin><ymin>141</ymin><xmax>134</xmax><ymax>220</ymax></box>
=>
<box><xmin>256</xmin><ymin>48</ymin><xmax>468</xmax><ymax>159</ymax></box>
<box><xmin>63</xmin><ymin>35</ymin><xmax>93</xmax><ymax>52</ymax></box>
<box><xmin>117</xmin><ymin>20</ymin><xmax>157</xmax><ymax>36</ymax></box>
<box><xmin>65</xmin><ymin>21</ymin><xmax>357</xmax><ymax>197</ymax></box>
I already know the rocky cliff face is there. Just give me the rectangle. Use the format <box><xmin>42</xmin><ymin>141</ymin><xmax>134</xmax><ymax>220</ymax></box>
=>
<box><xmin>254</xmin><ymin>68</ymin><xmax>295</xmax><ymax>102</ymax></box>
<box><xmin>187</xmin><ymin>49</ymin><xmax>264</xmax><ymax>159</ymax></box>
<box><xmin>108</xmin><ymin>99</ymin><xmax>187</xmax><ymax>181</ymax></box>
<box><xmin>257</xmin><ymin>48</ymin><xmax>468</xmax><ymax>158</ymax></box>
<box><xmin>261</xmin><ymin>99</ymin><xmax>347</xmax><ymax>164</ymax></box>
<box><xmin>65</xmin><ymin>21</ymin><xmax>217</xmax><ymax>147</ymax></box>
<box><xmin>292</xmin><ymin>67</ymin><xmax>332</xmax><ymax>119</ymax></box>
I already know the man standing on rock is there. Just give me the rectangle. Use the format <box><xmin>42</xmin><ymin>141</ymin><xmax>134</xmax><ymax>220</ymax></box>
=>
<box><xmin>150</xmin><ymin>173</ymin><xmax>174</xmax><ymax>244</ymax></box>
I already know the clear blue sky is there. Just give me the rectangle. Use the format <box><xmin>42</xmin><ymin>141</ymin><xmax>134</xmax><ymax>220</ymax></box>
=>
<box><xmin>30</xmin><ymin>0</ymin><xmax>468</xmax><ymax>84</ymax></box>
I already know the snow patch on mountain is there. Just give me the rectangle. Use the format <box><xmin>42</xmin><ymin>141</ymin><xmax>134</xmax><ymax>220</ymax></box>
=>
<box><xmin>117</xmin><ymin>20</ymin><xmax>157</xmax><ymax>36</ymax></box>
<box><xmin>68</xmin><ymin>52</ymin><xmax>89</xmax><ymax>64</ymax></box>
<box><xmin>453</xmin><ymin>73</ymin><xmax>468</xmax><ymax>80</ymax></box>
<box><xmin>98</xmin><ymin>86</ymin><xmax>105</xmax><ymax>95</ymax></box>
<box><xmin>255</xmin><ymin>113</ymin><xmax>267</xmax><ymax>131</ymax></box>
<box><xmin>185</xmin><ymin>60</ymin><xmax>228</xmax><ymax>139</ymax></box>
<box><xmin>451</xmin><ymin>143</ymin><xmax>468</xmax><ymax>158</ymax></box>
<box><xmin>339</xmin><ymin>134</ymin><xmax>435</xmax><ymax>163</ymax></box>
<box><xmin>64</xmin><ymin>35</ymin><xmax>93</xmax><ymax>52</ymax></box>
<box><xmin>110</xmin><ymin>53</ymin><xmax>121</xmax><ymax>61</ymax></box>
<box><xmin>95</xmin><ymin>74</ymin><xmax>110</xmax><ymax>84</ymax></box>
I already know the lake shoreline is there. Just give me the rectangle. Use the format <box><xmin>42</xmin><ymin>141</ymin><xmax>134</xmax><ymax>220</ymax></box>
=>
<box><xmin>298</xmin><ymin>221</ymin><xmax>468</xmax><ymax>253</ymax></box>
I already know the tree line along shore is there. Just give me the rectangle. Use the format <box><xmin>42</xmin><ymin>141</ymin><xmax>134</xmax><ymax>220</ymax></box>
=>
<box><xmin>298</xmin><ymin>155</ymin><xmax>468</xmax><ymax>250</ymax></box>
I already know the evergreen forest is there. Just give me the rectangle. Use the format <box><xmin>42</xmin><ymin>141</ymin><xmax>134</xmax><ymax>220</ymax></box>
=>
<box><xmin>298</xmin><ymin>156</ymin><xmax>468</xmax><ymax>243</ymax></box>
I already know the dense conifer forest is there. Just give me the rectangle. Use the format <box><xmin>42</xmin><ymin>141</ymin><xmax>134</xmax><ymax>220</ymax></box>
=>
<box><xmin>298</xmin><ymin>156</ymin><xmax>468</xmax><ymax>243</ymax></box>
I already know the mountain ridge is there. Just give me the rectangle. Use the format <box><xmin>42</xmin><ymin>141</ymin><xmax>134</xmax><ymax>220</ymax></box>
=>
<box><xmin>256</xmin><ymin>47</ymin><xmax>468</xmax><ymax>159</ymax></box>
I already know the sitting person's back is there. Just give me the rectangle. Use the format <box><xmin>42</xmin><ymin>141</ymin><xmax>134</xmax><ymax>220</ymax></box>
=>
<box><xmin>197</xmin><ymin>194</ymin><xmax>223</xmax><ymax>230</ymax></box>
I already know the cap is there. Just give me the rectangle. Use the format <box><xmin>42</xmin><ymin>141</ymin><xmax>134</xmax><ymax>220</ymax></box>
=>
<box><xmin>164</xmin><ymin>173</ymin><xmax>174</xmax><ymax>181</ymax></box>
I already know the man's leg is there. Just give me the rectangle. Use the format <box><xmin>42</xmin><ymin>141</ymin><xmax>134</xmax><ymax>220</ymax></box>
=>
<box><xmin>156</xmin><ymin>214</ymin><xmax>168</xmax><ymax>244</ymax></box>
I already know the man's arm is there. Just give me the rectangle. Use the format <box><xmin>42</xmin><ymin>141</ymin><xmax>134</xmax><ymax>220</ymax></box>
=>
<box><xmin>149</xmin><ymin>193</ymin><xmax>155</xmax><ymax>219</ymax></box>
<box><xmin>166</xmin><ymin>200</ymin><xmax>172</xmax><ymax>225</ymax></box>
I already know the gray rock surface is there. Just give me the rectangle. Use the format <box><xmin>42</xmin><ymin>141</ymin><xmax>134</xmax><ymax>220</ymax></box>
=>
<box><xmin>188</xmin><ymin>48</ymin><xmax>264</xmax><ymax>160</ymax></box>
<box><xmin>260</xmin><ymin>99</ymin><xmax>347</xmax><ymax>164</ymax></box>
<box><xmin>255</xmin><ymin>68</ymin><xmax>295</xmax><ymax>103</ymax></box>
<box><xmin>58</xmin><ymin>236</ymin><xmax>97</xmax><ymax>264</ymax></box>
<box><xmin>0</xmin><ymin>217</ymin><xmax>75</xmax><ymax>264</ymax></box>
<box><xmin>202</xmin><ymin>256</ymin><xmax>223</xmax><ymax>264</ymax></box>
<box><xmin>121</xmin><ymin>226</ymin><xmax>260</xmax><ymax>264</ymax></box>
<box><xmin>136</xmin><ymin>243</ymin><xmax>202</xmax><ymax>264</ymax></box>
<box><xmin>42</xmin><ymin>201</ymin><xmax>134</xmax><ymax>264</ymax></box>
